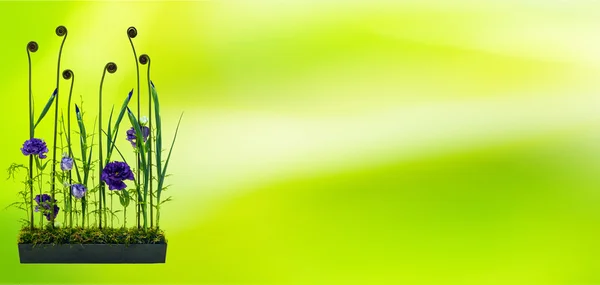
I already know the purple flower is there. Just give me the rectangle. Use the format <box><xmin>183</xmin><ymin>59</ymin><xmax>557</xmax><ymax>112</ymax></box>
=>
<box><xmin>101</xmin><ymin>161</ymin><xmax>134</xmax><ymax>190</ymax></box>
<box><xmin>71</xmin><ymin>184</ymin><xmax>87</xmax><ymax>199</ymax></box>
<box><xmin>61</xmin><ymin>155</ymin><xmax>73</xmax><ymax>171</ymax></box>
<box><xmin>21</xmin><ymin>138</ymin><xmax>48</xmax><ymax>159</ymax></box>
<box><xmin>34</xmin><ymin>193</ymin><xmax>51</xmax><ymax>204</ymax></box>
<box><xmin>33</xmin><ymin>194</ymin><xmax>59</xmax><ymax>221</ymax></box>
<box><xmin>126</xmin><ymin>126</ymin><xmax>150</xmax><ymax>147</ymax></box>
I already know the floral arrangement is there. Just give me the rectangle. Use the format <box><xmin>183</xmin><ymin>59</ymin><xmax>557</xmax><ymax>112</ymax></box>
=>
<box><xmin>8</xmin><ymin>26</ymin><xmax>182</xmax><ymax>246</ymax></box>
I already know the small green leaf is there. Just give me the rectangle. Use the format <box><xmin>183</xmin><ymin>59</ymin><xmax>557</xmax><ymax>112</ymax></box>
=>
<box><xmin>34</xmin><ymin>89</ymin><xmax>57</xmax><ymax>129</ymax></box>
<box><xmin>151</xmin><ymin>83</ymin><xmax>162</xmax><ymax>179</ymax></box>
<box><xmin>109</xmin><ymin>89</ymin><xmax>133</xmax><ymax>159</ymax></box>
<box><xmin>106</xmin><ymin>106</ymin><xmax>114</xmax><ymax>159</ymax></box>
<box><xmin>119</xmin><ymin>190</ymin><xmax>130</xmax><ymax>207</ymax></box>
<box><xmin>159</xmin><ymin>196</ymin><xmax>173</xmax><ymax>205</ymax></box>
<box><xmin>126</xmin><ymin>108</ymin><xmax>147</xmax><ymax>171</ymax></box>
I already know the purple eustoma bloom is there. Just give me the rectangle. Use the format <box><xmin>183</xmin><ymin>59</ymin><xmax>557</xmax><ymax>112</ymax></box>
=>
<box><xmin>34</xmin><ymin>193</ymin><xmax>51</xmax><ymax>204</ymax></box>
<box><xmin>21</xmin><ymin>138</ymin><xmax>48</xmax><ymax>159</ymax></box>
<box><xmin>34</xmin><ymin>194</ymin><xmax>59</xmax><ymax>221</ymax></box>
<box><xmin>61</xmin><ymin>155</ymin><xmax>74</xmax><ymax>171</ymax></box>
<box><xmin>71</xmin><ymin>184</ymin><xmax>87</xmax><ymax>199</ymax></box>
<box><xmin>126</xmin><ymin>126</ymin><xmax>150</xmax><ymax>147</ymax></box>
<box><xmin>101</xmin><ymin>161</ymin><xmax>134</xmax><ymax>190</ymax></box>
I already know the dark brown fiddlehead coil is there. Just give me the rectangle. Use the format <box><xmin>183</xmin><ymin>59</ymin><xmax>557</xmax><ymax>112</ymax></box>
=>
<box><xmin>62</xmin><ymin>69</ymin><xmax>73</xmax><ymax>80</ymax></box>
<box><xmin>56</xmin><ymin>25</ymin><xmax>67</xmax><ymax>37</ymax></box>
<box><xmin>127</xmin><ymin>26</ymin><xmax>137</xmax><ymax>38</ymax></box>
<box><xmin>139</xmin><ymin>54</ymin><xmax>150</xmax><ymax>65</ymax></box>
<box><xmin>27</xmin><ymin>41</ymin><xmax>38</xmax><ymax>52</ymax></box>
<box><xmin>105</xmin><ymin>62</ymin><xmax>117</xmax><ymax>73</ymax></box>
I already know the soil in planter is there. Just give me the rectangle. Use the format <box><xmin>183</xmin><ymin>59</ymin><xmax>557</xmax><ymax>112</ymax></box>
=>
<box><xmin>18</xmin><ymin>226</ymin><xmax>166</xmax><ymax>245</ymax></box>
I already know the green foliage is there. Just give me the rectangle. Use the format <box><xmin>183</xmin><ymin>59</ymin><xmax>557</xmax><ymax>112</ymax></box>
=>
<box><xmin>18</xmin><ymin>226</ymin><xmax>166</xmax><ymax>245</ymax></box>
<box><xmin>33</xmin><ymin>89</ymin><xmax>57</xmax><ymax>129</ymax></box>
<box><xmin>14</xmin><ymin>26</ymin><xmax>180</xmax><ymax>237</ymax></box>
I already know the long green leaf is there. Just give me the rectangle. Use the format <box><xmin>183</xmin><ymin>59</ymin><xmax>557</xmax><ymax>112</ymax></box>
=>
<box><xmin>127</xmin><ymin>108</ymin><xmax>147</xmax><ymax>171</ymax></box>
<box><xmin>34</xmin><ymin>89</ymin><xmax>57</xmax><ymax>129</ymax></box>
<box><xmin>109</xmin><ymin>89</ymin><xmax>133</xmax><ymax>159</ymax></box>
<box><xmin>75</xmin><ymin>104</ymin><xmax>87</xmax><ymax>185</ymax></box>
<box><xmin>127</xmin><ymin>107</ymin><xmax>150</xmax><ymax>228</ymax></box>
<box><xmin>101</xmin><ymin>129</ymin><xmax>128</xmax><ymax>166</ymax></box>
<box><xmin>106</xmin><ymin>106</ymin><xmax>114</xmax><ymax>161</ymax></box>
<box><xmin>83</xmin><ymin>118</ymin><xmax>96</xmax><ymax>186</ymax></box>
<box><xmin>157</xmin><ymin>112</ymin><xmax>183</xmax><ymax>202</ymax></box>
<box><xmin>150</xmin><ymin>82</ymin><xmax>162</xmax><ymax>179</ymax></box>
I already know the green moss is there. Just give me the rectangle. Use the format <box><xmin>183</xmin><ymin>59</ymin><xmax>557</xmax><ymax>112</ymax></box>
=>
<box><xmin>18</xmin><ymin>226</ymin><xmax>166</xmax><ymax>245</ymax></box>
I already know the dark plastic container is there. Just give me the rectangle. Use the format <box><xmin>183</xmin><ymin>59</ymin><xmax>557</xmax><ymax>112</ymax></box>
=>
<box><xmin>18</xmin><ymin>243</ymin><xmax>167</xmax><ymax>263</ymax></box>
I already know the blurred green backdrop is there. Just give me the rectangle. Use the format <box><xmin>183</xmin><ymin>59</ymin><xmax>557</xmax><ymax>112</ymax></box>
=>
<box><xmin>3</xmin><ymin>1</ymin><xmax>600</xmax><ymax>284</ymax></box>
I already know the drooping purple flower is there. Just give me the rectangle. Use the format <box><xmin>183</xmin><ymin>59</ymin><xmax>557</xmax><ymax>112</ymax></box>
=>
<box><xmin>61</xmin><ymin>155</ymin><xmax>74</xmax><ymax>171</ymax></box>
<box><xmin>33</xmin><ymin>194</ymin><xmax>59</xmax><ymax>221</ymax></box>
<box><xmin>126</xmin><ymin>126</ymin><xmax>150</xmax><ymax>147</ymax></box>
<box><xmin>21</xmin><ymin>138</ymin><xmax>48</xmax><ymax>159</ymax></box>
<box><xmin>101</xmin><ymin>161</ymin><xmax>134</xmax><ymax>190</ymax></box>
<box><xmin>71</xmin><ymin>184</ymin><xmax>87</xmax><ymax>199</ymax></box>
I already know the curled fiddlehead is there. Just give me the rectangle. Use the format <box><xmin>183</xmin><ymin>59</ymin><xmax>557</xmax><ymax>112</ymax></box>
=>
<box><xmin>27</xmin><ymin>41</ymin><xmax>38</xmax><ymax>53</ymax></box>
<box><xmin>56</xmin><ymin>25</ymin><xmax>67</xmax><ymax>37</ymax></box>
<box><xmin>62</xmin><ymin>69</ymin><xmax>73</xmax><ymax>80</ymax></box>
<box><xmin>127</xmin><ymin>26</ymin><xmax>137</xmax><ymax>39</ymax></box>
<box><xmin>106</xmin><ymin>62</ymin><xmax>117</xmax><ymax>73</ymax></box>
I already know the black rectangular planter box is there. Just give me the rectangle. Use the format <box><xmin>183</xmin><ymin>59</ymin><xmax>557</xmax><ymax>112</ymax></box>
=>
<box><xmin>18</xmin><ymin>243</ymin><xmax>167</xmax><ymax>264</ymax></box>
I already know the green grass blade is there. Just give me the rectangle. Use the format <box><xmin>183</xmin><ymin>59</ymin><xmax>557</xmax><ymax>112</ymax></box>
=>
<box><xmin>34</xmin><ymin>89</ymin><xmax>57</xmax><ymax>129</ymax></box>
<box><xmin>126</xmin><ymin>108</ymin><xmax>147</xmax><ymax>170</ymax></box>
<box><xmin>157</xmin><ymin>112</ymin><xmax>183</xmax><ymax>202</ymax></box>
<box><xmin>109</xmin><ymin>89</ymin><xmax>133</xmax><ymax>158</ymax></box>
<box><xmin>84</xmin><ymin>117</ymin><xmax>96</xmax><ymax>185</ymax></box>
<box><xmin>151</xmin><ymin>82</ymin><xmax>162</xmax><ymax>179</ymax></box>
<box><xmin>127</xmin><ymin>107</ymin><xmax>150</xmax><ymax>228</ymax></box>
<box><xmin>106</xmin><ymin>106</ymin><xmax>114</xmax><ymax>160</ymax></box>
<box><xmin>61</xmin><ymin>111</ymin><xmax>82</xmax><ymax>183</ymax></box>
<box><xmin>75</xmin><ymin>105</ymin><xmax>87</xmax><ymax>178</ymax></box>
<box><xmin>101</xmin><ymin>129</ymin><xmax>129</xmax><ymax>166</ymax></box>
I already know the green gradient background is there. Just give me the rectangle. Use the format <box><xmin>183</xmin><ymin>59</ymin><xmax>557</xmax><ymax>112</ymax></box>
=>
<box><xmin>2</xmin><ymin>1</ymin><xmax>600</xmax><ymax>284</ymax></box>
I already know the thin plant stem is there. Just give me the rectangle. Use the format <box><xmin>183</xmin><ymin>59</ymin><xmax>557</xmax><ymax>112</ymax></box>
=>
<box><xmin>124</xmin><ymin>202</ymin><xmax>127</xmax><ymax>228</ymax></box>
<box><xmin>140</xmin><ymin>54</ymin><xmax>153</xmax><ymax>228</ymax></box>
<box><xmin>26</xmin><ymin>41</ymin><xmax>37</xmax><ymax>230</ymax></box>
<box><xmin>98</xmin><ymin>68</ymin><xmax>106</xmax><ymax>228</ymax></box>
<box><xmin>74</xmin><ymin>200</ymin><xmax>78</xmax><ymax>227</ymax></box>
<box><xmin>98</xmin><ymin>62</ymin><xmax>117</xmax><ymax>229</ymax></box>
<box><xmin>127</xmin><ymin>27</ymin><xmax>143</xmax><ymax>229</ymax></box>
<box><xmin>110</xmin><ymin>191</ymin><xmax>113</xmax><ymax>228</ymax></box>
<box><xmin>35</xmin><ymin>160</ymin><xmax>42</xmax><ymax>228</ymax></box>
<box><xmin>51</xmin><ymin>26</ymin><xmax>67</xmax><ymax>228</ymax></box>
<box><xmin>59</xmin><ymin>117</ymin><xmax>66</xmax><ymax>225</ymax></box>
<box><xmin>94</xmin><ymin>176</ymin><xmax>98</xmax><ymax>227</ymax></box>
<box><xmin>63</xmin><ymin>69</ymin><xmax>74</xmax><ymax>228</ymax></box>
